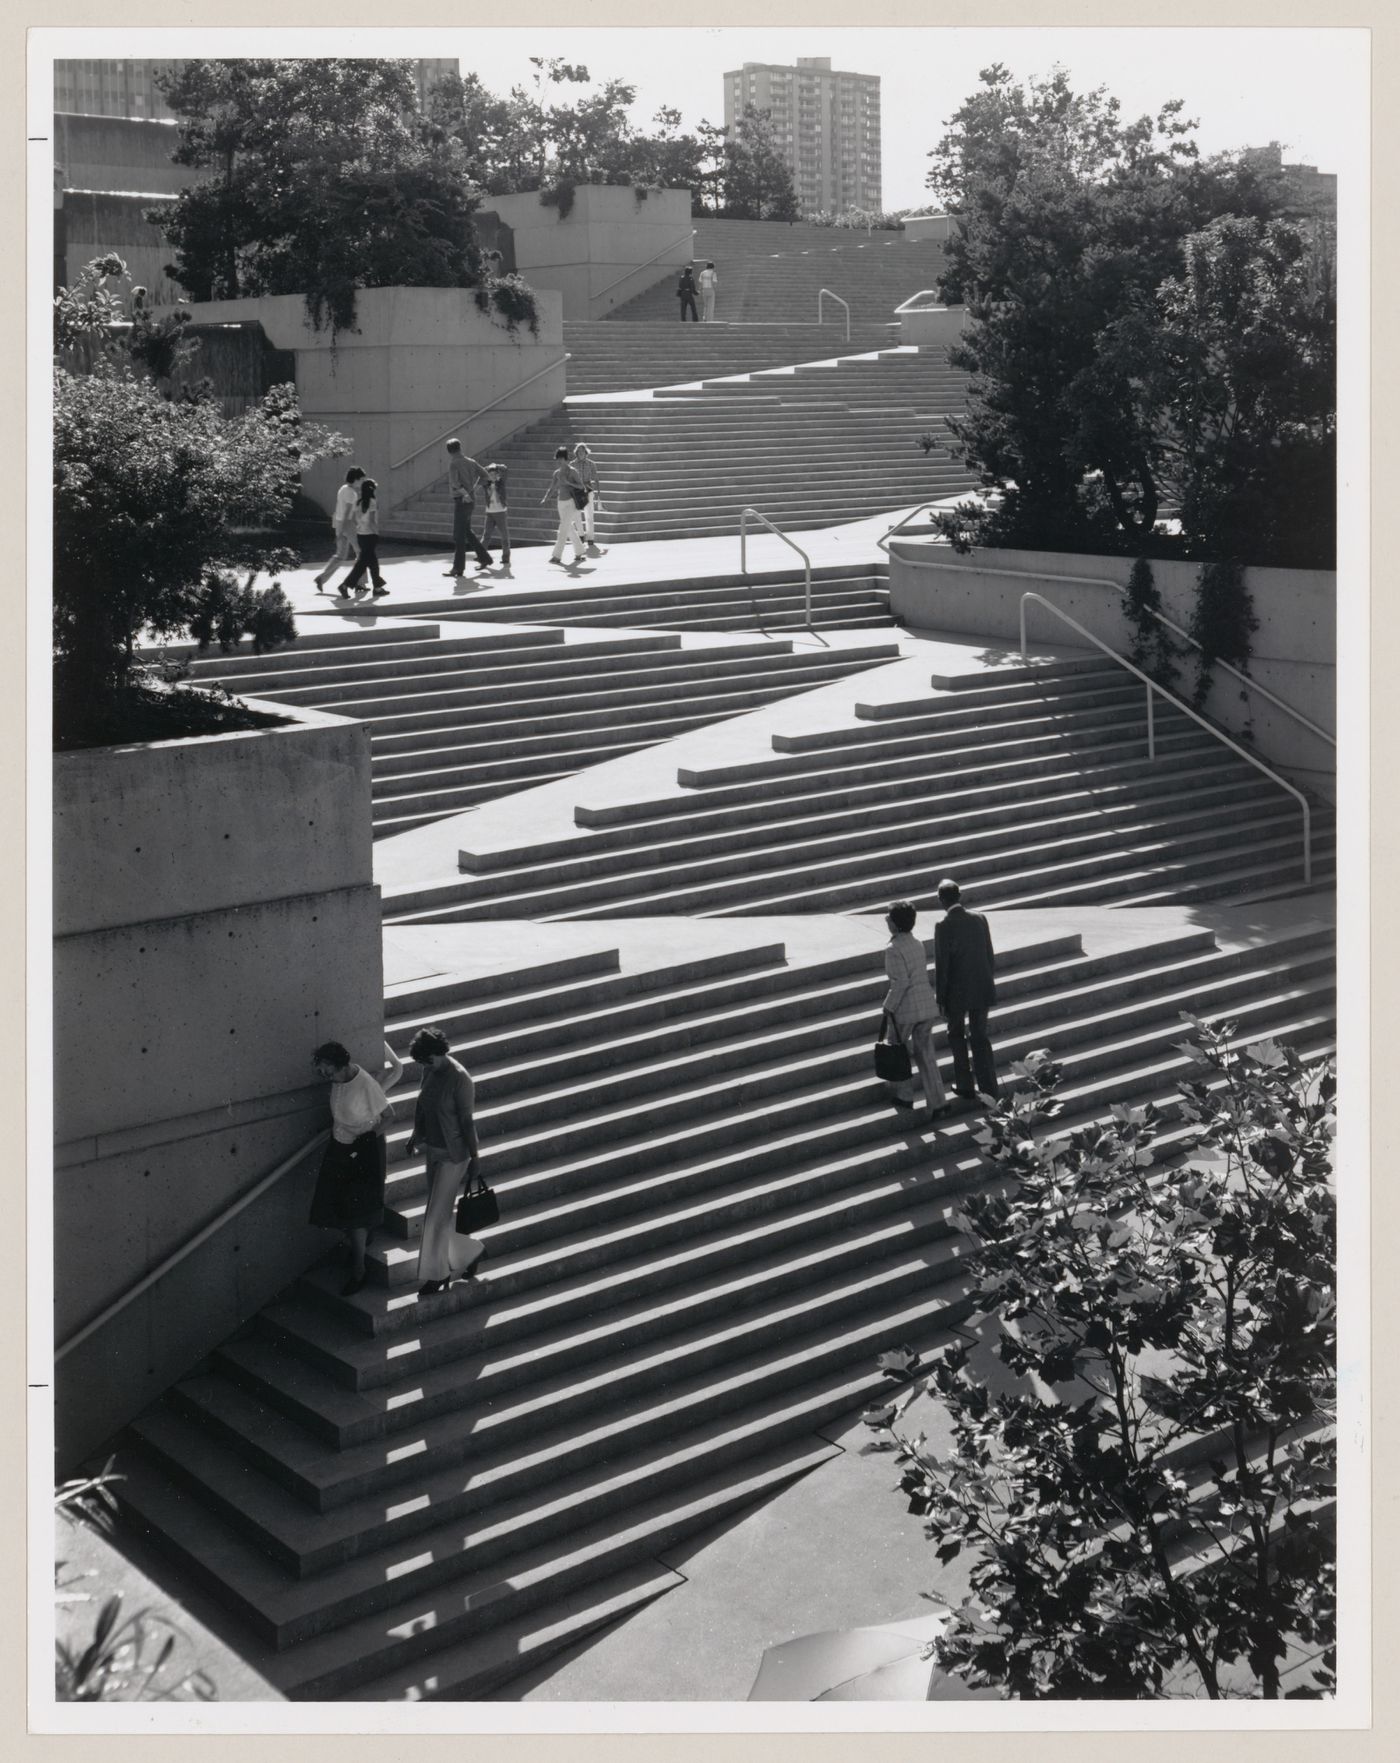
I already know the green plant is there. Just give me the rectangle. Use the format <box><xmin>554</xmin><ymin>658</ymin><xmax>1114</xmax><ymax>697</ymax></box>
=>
<box><xmin>867</xmin><ymin>1024</ymin><xmax>1336</xmax><ymax>1700</ymax></box>
<box><xmin>187</xmin><ymin>572</ymin><xmax>298</xmax><ymax>656</ymax></box>
<box><xmin>1189</xmin><ymin>558</ymin><xmax>1258</xmax><ymax>712</ymax></box>
<box><xmin>539</xmin><ymin>179</ymin><xmax>577</xmax><ymax>219</ymax></box>
<box><xmin>472</xmin><ymin>272</ymin><xmax>542</xmax><ymax>338</ymax></box>
<box><xmin>55</xmin><ymin>1463</ymin><xmax>218</xmax><ymax>1702</ymax></box>
<box><xmin>1124</xmin><ymin>557</ymin><xmax>1182</xmax><ymax>691</ymax></box>
<box><xmin>152</xmin><ymin>59</ymin><xmax>485</xmax><ymax>338</ymax></box>
<box><xmin>53</xmin><ymin>366</ymin><xmax>345</xmax><ymax>717</ymax></box>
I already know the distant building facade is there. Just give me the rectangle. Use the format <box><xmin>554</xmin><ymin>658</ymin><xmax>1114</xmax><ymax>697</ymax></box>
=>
<box><xmin>723</xmin><ymin>56</ymin><xmax>881</xmax><ymax>216</ymax></box>
<box><xmin>54</xmin><ymin>56</ymin><xmax>459</xmax><ymax>121</ymax></box>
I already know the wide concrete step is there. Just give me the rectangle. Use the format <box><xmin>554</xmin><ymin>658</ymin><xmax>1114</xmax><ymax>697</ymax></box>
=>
<box><xmin>274</xmin><ymin>642</ymin><xmax>890</xmax><ymax>716</ymax></box>
<box><xmin>435</xmin><ymin>779</ymin><xmax>1289</xmax><ymax>922</ymax></box>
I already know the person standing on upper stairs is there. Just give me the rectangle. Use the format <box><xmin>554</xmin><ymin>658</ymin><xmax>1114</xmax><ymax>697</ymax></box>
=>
<box><xmin>933</xmin><ymin>878</ymin><xmax>1000</xmax><ymax>1103</ymax></box>
<box><xmin>882</xmin><ymin>900</ymin><xmax>949</xmax><ymax>1125</ymax></box>
<box><xmin>698</xmin><ymin>260</ymin><xmax>719</xmax><ymax>322</ymax></box>
<box><xmin>541</xmin><ymin>446</ymin><xmax>589</xmax><ymax>568</ymax></box>
<box><xmin>571</xmin><ymin>444</ymin><xmax>607</xmax><ymax>556</ymax></box>
<box><xmin>443</xmin><ymin>437</ymin><xmax>492</xmax><ymax>578</ymax></box>
<box><xmin>677</xmin><ymin>264</ymin><xmax>699</xmax><ymax>322</ymax></box>
<box><xmin>314</xmin><ymin>465</ymin><xmax>363</xmax><ymax>592</ymax></box>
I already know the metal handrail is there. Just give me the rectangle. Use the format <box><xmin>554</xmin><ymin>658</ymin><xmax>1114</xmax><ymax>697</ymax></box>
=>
<box><xmin>876</xmin><ymin>505</ymin><xmax>946</xmax><ymax>554</ymax></box>
<box><xmin>889</xmin><ymin>547</ymin><xmax>1335</xmax><ymax>751</ymax></box>
<box><xmin>594</xmin><ymin>228</ymin><xmax>697</xmax><ymax>306</ymax></box>
<box><xmin>892</xmin><ymin>289</ymin><xmax>942</xmax><ymax>314</ymax></box>
<box><xmin>390</xmin><ymin>352</ymin><xmax>571</xmax><ymax>474</ymax></box>
<box><xmin>817</xmin><ymin>288</ymin><xmax>850</xmax><ymax>342</ymax></box>
<box><xmin>1019</xmin><ymin>592</ymin><xmax>1312</xmax><ymax>887</ymax></box>
<box><xmin>740</xmin><ymin>506</ymin><xmax>815</xmax><ymax>631</ymax></box>
<box><xmin>54</xmin><ymin>1127</ymin><xmax>330</xmax><ymax>1364</ymax></box>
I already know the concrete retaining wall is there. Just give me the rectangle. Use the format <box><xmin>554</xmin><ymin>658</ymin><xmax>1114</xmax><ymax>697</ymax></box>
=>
<box><xmin>53</xmin><ymin>704</ymin><xmax>385</xmax><ymax>1470</ymax></box>
<box><xmin>186</xmin><ymin>285</ymin><xmax>567</xmax><ymax>514</ymax></box>
<box><xmin>888</xmin><ymin>543</ymin><xmax>1336</xmax><ymax>798</ymax></box>
<box><xmin>897</xmin><ymin>304</ymin><xmax>968</xmax><ymax>346</ymax></box>
<box><xmin>490</xmin><ymin>184</ymin><xmax>694</xmax><ymax>319</ymax></box>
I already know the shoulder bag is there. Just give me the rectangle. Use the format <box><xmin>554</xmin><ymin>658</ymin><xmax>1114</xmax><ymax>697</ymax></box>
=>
<box><xmin>873</xmin><ymin>1010</ymin><xmax>912</xmax><ymax>1083</ymax></box>
<box><xmin>455</xmin><ymin>1164</ymin><xmax>499</xmax><ymax>1234</ymax></box>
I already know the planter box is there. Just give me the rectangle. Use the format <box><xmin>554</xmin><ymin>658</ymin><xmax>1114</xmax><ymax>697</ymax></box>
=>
<box><xmin>53</xmin><ymin>703</ymin><xmax>384</xmax><ymax>1471</ymax></box>
<box><xmin>887</xmin><ymin>542</ymin><xmax>1336</xmax><ymax>798</ymax></box>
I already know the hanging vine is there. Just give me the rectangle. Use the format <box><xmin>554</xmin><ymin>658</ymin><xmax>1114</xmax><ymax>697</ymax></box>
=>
<box><xmin>1124</xmin><ymin>557</ymin><xmax>1183</xmax><ymax>694</ymax></box>
<box><xmin>1188</xmin><ymin>558</ymin><xmax>1258</xmax><ymax>734</ymax></box>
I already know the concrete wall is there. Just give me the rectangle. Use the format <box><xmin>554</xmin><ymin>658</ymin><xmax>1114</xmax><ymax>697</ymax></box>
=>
<box><xmin>898</xmin><ymin>304</ymin><xmax>968</xmax><ymax>346</ymax></box>
<box><xmin>58</xmin><ymin>190</ymin><xmax>181</xmax><ymax>306</ymax></box>
<box><xmin>53</xmin><ymin>704</ymin><xmax>385</xmax><ymax>1470</ymax></box>
<box><xmin>186</xmin><ymin>285</ymin><xmax>567</xmax><ymax>514</ymax></box>
<box><xmin>55</xmin><ymin>112</ymin><xmax>198</xmax><ymax>198</ymax></box>
<box><xmin>490</xmin><ymin>184</ymin><xmax>694</xmax><ymax>319</ymax></box>
<box><xmin>888</xmin><ymin>543</ymin><xmax>1336</xmax><ymax>798</ymax></box>
<box><xmin>902</xmin><ymin>214</ymin><xmax>952</xmax><ymax>242</ymax></box>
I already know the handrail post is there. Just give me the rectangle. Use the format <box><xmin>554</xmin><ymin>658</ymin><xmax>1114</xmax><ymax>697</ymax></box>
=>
<box><xmin>740</xmin><ymin>506</ymin><xmax>748</xmax><ymax>577</ymax></box>
<box><xmin>1147</xmin><ymin>685</ymin><xmax>1156</xmax><ymax>761</ymax></box>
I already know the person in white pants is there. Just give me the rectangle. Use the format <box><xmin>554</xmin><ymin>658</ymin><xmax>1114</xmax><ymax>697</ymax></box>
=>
<box><xmin>698</xmin><ymin>261</ymin><xmax>719</xmax><ymax>322</ymax></box>
<box><xmin>571</xmin><ymin>444</ymin><xmax>606</xmax><ymax>554</ymax></box>
<box><xmin>315</xmin><ymin>466</ymin><xmax>364</xmax><ymax>590</ymax></box>
<box><xmin>541</xmin><ymin>446</ymin><xmax>587</xmax><ymax>566</ymax></box>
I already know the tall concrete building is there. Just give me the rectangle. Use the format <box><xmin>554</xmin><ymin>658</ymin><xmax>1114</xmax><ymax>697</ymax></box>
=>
<box><xmin>54</xmin><ymin>57</ymin><xmax>459</xmax><ymax>120</ymax></box>
<box><xmin>723</xmin><ymin>56</ymin><xmax>881</xmax><ymax>217</ymax></box>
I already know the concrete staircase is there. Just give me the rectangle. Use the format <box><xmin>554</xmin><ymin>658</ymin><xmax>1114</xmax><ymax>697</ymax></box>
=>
<box><xmin>382</xmin><ymin>661</ymin><xmax>1335</xmax><ymax>926</ymax></box>
<box><xmin>563</xmin><ymin>317</ymin><xmax>898</xmax><ymax>395</ymax></box>
<box><xmin>110</xmin><ymin>908</ymin><xmax>1335</xmax><ymax>1700</ymax></box>
<box><xmin>387</xmin><ymin>341</ymin><xmax>977</xmax><ymax>547</ymax></box>
<box><xmin>189</xmin><ymin>619</ymin><xmax>903</xmax><ymax>837</ymax></box>
<box><xmin>606</xmin><ymin>220</ymin><xmax>950</xmax><ymax>327</ymax></box>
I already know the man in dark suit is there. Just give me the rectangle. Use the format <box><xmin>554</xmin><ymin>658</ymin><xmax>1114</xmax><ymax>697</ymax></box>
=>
<box><xmin>933</xmin><ymin>877</ymin><xmax>999</xmax><ymax>1101</ymax></box>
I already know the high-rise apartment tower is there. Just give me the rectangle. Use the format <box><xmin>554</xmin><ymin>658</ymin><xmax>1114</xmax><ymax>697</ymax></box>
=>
<box><xmin>723</xmin><ymin>56</ymin><xmax>881</xmax><ymax>216</ymax></box>
<box><xmin>54</xmin><ymin>57</ymin><xmax>460</xmax><ymax>120</ymax></box>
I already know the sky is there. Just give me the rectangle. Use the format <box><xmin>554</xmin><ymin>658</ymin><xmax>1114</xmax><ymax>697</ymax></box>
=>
<box><xmin>31</xmin><ymin>26</ymin><xmax>1368</xmax><ymax>214</ymax></box>
<box><xmin>412</xmin><ymin>27</ymin><xmax>1367</xmax><ymax>212</ymax></box>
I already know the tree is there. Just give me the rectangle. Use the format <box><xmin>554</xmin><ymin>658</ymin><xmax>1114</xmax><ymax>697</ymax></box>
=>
<box><xmin>152</xmin><ymin>59</ymin><xmax>484</xmax><ymax>335</ymax></box>
<box><xmin>1158</xmin><ymin>215</ymin><xmax>1336</xmax><ymax>568</ymax></box>
<box><xmin>926</xmin><ymin>65</ymin><xmax>1330</xmax><ymax>565</ymax></box>
<box><xmin>53</xmin><ymin>256</ymin><xmax>348</xmax><ymax>739</ymax></box>
<box><xmin>722</xmin><ymin>105</ymin><xmax>800</xmax><ymax>221</ymax></box>
<box><xmin>866</xmin><ymin>1024</ymin><xmax>1336</xmax><ymax>1699</ymax></box>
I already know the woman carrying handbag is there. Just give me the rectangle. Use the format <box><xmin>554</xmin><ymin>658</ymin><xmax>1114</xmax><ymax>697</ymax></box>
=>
<box><xmin>405</xmin><ymin>1027</ymin><xmax>487</xmax><ymax>1298</ymax></box>
<box><xmin>880</xmin><ymin>900</ymin><xmax>949</xmax><ymax>1123</ymax></box>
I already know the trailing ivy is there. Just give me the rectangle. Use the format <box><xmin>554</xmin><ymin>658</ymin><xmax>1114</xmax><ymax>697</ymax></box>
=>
<box><xmin>1124</xmin><ymin>557</ymin><xmax>1182</xmax><ymax>693</ymax></box>
<box><xmin>472</xmin><ymin>273</ymin><xmax>542</xmax><ymax>340</ymax></box>
<box><xmin>539</xmin><ymin>180</ymin><xmax>577</xmax><ymax>220</ymax></box>
<box><xmin>1189</xmin><ymin>558</ymin><xmax>1258</xmax><ymax>718</ymax></box>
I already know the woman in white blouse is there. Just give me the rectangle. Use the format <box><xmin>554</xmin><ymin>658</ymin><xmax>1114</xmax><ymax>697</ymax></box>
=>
<box><xmin>882</xmin><ymin>900</ymin><xmax>949</xmax><ymax>1123</ymax></box>
<box><xmin>308</xmin><ymin>1039</ymin><xmax>404</xmax><ymax>1296</ymax></box>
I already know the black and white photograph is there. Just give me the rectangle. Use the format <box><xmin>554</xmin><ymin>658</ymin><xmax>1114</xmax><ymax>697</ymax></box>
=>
<box><xmin>30</xmin><ymin>15</ymin><xmax>1371</xmax><ymax>1734</ymax></box>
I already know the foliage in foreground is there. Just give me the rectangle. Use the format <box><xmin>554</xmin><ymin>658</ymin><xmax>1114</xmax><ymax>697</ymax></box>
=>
<box><xmin>868</xmin><ymin>1020</ymin><xmax>1336</xmax><ymax>1699</ymax></box>
<box><xmin>55</xmin><ymin>1464</ymin><xmax>217</xmax><ymax>1702</ymax></box>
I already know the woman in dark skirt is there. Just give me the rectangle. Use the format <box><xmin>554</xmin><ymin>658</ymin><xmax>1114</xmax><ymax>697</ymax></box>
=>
<box><xmin>308</xmin><ymin>1039</ymin><xmax>403</xmax><ymax>1296</ymax></box>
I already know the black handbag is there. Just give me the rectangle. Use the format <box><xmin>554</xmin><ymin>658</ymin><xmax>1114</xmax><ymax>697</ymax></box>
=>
<box><xmin>569</xmin><ymin>484</ymin><xmax>590</xmax><ymax>509</ymax></box>
<box><xmin>455</xmin><ymin>1168</ymin><xmax>499</xmax><ymax>1234</ymax></box>
<box><xmin>873</xmin><ymin>1011</ymin><xmax>912</xmax><ymax>1083</ymax></box>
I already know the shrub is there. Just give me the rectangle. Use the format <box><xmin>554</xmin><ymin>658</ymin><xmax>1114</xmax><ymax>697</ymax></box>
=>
<box><xmin>52</xmin><ymin>368</ymin><xmax>346</xmax><ymax>724</ymax></box>
<box><xmin>867</xmin><ymin>1023</ymin><xmax>1336</xmax><ymax>1699</ymax></box>
<box><xmin>187</xmin><ymin>573</ymin><xmax>298</xmax><ymax>656</ymax></box>
<box><xmin>472</xmin><ymin>272</ymin><xmax>542</xmax><ymax>339</ymax></box>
